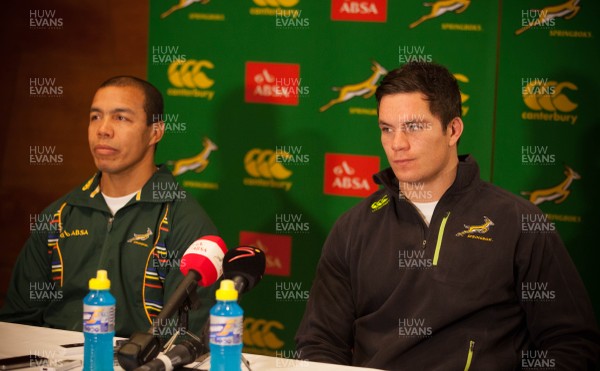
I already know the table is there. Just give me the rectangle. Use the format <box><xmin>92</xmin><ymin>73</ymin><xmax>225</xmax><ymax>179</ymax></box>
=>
<box><xmin>0</xmin><ymin>322</ymin><xmax>383</xmax><ymax>371</ymax></box>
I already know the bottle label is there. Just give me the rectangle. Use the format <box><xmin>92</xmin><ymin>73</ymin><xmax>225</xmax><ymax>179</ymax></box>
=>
<box><xmin>83</xmin><ymin>304</ymin><xmax>115</xmax><ymax>334</ymax></box>
<box><xmin>209</xmin><ymin>315</ymin><xmax>243</xmax><ymax>346</ymax></box>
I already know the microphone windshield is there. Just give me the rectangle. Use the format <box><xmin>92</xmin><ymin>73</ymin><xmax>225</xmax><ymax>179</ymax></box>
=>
<box><xmin>222</xmin><ymin>246</ymin><xmax>266</xmax><ymax>293</ymax></box>
<box><xmin>180</xmin><ymin>235</ymin><xmax>227</xmax><ymax>287</ymax></box>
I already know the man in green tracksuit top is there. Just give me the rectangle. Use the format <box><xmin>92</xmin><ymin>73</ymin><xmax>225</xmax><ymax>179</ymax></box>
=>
<box><xmin>296</xmin><ymin>62</ymin><xmax>600</xmax><ymax>369</ymax></box>
<box><xmin>0</xmin><ymin>76</ymin><xmax>218</xmax><ymax>337</ymax></box>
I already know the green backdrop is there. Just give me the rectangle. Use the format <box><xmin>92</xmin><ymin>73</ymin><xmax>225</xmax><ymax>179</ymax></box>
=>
<box><xmin>148</xmin><ymin>0</ymin><xmax>600</xmax><ymax>355</ymax></box>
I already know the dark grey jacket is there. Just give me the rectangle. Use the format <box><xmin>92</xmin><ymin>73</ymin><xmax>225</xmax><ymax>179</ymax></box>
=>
<box><xmin>296</xmin><ymin>155</ymin><xmax>599</xmax><ymax>370</ymax></box>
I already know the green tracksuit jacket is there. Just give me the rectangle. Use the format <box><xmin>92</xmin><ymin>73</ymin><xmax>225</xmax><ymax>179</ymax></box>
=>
<box><xmin>0</xmin><ymin>165</ymin><xmax>218</xmax><ymax>337</ymax></box>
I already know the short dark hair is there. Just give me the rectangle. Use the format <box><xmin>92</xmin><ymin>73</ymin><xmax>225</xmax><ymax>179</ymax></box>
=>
<box><xmin>99</xmin><ymin>76</ymin><xmax>163</xmax><ymax>126</ymax></box>
<box><xmin>375</xmin><ymin>62</ymin><xmax>461</xmax><ymax>129</ymax></box>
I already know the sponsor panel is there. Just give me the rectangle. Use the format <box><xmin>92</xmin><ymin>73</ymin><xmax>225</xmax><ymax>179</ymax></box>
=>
<box><xmin>408</xmin><ymin>0</ymin><xmax>478</xmax><ymax>31</ymax></box>
<box><xmin>240</xmin><ymin>231</ymin><xmax>292</xmax><ymax>276</ymax></box>
<box><xmin>250</xmin><ymin>0</ymin><xmax>301</xmax><ymax>17</ymax></box>
<box><xmin>521</xmin><ymin>165</ymin><xmax>582</xmax><ymax>223</ymax></box>
<box><xmin>160</xmin><ymin>0</ymin><xmax>225</xmax><ymax>21</ymax></box>
<box><xmin>521</xmin><ymin>78</ymin><xmax>578</xmax><ymax>125</ymax></box>
<box><xmin>167</xmin><ymin>59</ymin><xmax>216</xmax><ymax>100</ymax></box>
<box><xmin>245</xmin><ymin>62</ymin><xmax>302</xmax><ymax>106</ymax></box>
<box><xmin>167</xmin><ymin>137</ymin><xmax>219</xmax><ymax>190</ymax></box>
<box><xmin>331</xmin><ymin>0</ymin><xmax>387</xmax><ymax>23</ymax></box>
<box><xmin>243</xmin><ymin>317</ymin><xmax>285</xmax><ymax>356</ymax></box>
<box><xmin>319</xmin><ymin>61</ymin><xmax>387</xmax><ymax>115</ymax></box>
<box><xmin>324</xmin><ymin>153</ymin><xmax>380</xmax><ymax>197</ymax></box>
<box><xmin>244</xmin><ymin>148</ymin><xmax>294</xmax><ymax>191</ymax></box>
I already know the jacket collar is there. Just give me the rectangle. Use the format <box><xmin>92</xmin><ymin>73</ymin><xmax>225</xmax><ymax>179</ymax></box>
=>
<box><xmin>66</xmin><ymin>164</ymin><xmax>179</xmax><ymax>211</ymax></box>
<box><xmin>373</xmin><ymin>154</ymin><xmax>481</xmax><ymax>200</ymax></box>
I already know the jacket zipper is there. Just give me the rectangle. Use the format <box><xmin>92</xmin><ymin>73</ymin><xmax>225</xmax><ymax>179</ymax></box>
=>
<box><xmin>432</xmin><ymin>212</ymin><xmax>450</xmax><ymax>266</ymax></box>
<box><xmin>463</xmin><ymin>340</ymin><xmax>475</xmax><ymax>371</ymax></box>
<box><xmin>97</xmin><ymin>215</ymin><xmax>114</xmax><ymax>269</ymax></box>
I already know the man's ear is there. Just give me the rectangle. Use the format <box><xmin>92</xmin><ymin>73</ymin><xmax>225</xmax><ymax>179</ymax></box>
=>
<box><xmin>150</xmin><ymin>121</ymin><xmax>165</xmax><ymax>146</ymax></box>
<box><xmin>447</xmin><ymin>117</ymin><xmax>463</xmax><ymax>147</ymax></box>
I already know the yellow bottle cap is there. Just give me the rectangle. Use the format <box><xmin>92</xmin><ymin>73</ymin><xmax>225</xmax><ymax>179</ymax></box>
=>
<box><xmin>89</xmin><ymin>270</ymin><xmax>111</xmax><ymax>290</ymax></box>
<box><xmin>215</xmin><ymin>279</ymin><xmax>238</xmax><ymax>301</ymax></box>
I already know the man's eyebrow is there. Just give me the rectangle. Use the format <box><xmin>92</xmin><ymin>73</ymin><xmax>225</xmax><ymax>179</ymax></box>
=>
<box><xmin>399</xmin><ymin>116</ymin><xmax>428</xmax><ymax>125</ymax></box>
<box><xmin>89</xmin><ymin>107</ymin><xmax>135</xmax><ymax>114</ymax></box>
<box><xmin>112</xmin><ymin>108</ymin><xmax>135</xmax><ymax>114</ymax></box>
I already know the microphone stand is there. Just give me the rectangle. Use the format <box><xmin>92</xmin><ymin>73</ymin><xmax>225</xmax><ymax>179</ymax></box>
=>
<box><xmin>161</xmin><ymin>294</ymin><xmax>195</xmax><ymax>351</ymax></box>
<box><xmin>117</xmin><ymin>290</ymin><xmax>201</xmax><ymax>370</ymax></box>
<box><xmin>131</xmin><ymin>300</ymin><xmax>252</xmax><ymax>371</ymax></box>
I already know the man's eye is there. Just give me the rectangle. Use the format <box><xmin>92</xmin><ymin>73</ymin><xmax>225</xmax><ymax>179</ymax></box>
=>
<box><xmin>117</xmin><ymin>115</ymin><xmax>127</xmax><ymax>121</ymax></box>
<box><xmin>405</xmin><ymin>122</ymin><xmax>423</xmax><ymax>132</ymax></box>
<box><xmin>380</xmin><ymin>126</ymin><xmax>392</xmax><ymax>133</ymax></box>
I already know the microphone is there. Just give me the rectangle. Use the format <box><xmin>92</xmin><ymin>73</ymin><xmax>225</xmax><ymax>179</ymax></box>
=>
<box><xmin>117</xmin><ymin>235</ymin><xmax>227</xmax><ymax>371</ymax></box>
<box><xmin>153</xmin><ymin>235</ymin><xmax>227</xmax><ymax>327</ymax></box>
<box><xmin>133</xmin><ymin>338</ymin><xmax>202</xmax><ymax>371</ymax></box>
<box><xmin>222</xmin><ymin>246</ymin><xmax>266</xmax><ymax>295</ymax></box>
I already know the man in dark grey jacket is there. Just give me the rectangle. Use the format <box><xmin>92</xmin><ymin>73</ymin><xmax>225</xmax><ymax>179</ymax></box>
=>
<box><xmin>296</xmin><ymin>62</ymin><xmax>599</xmax><ymax>370</ymax></box>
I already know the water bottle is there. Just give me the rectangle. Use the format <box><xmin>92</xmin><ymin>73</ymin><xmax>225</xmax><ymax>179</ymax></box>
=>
<box><xmin>210</xmin><ymin>279</ymin><xmax>243</xmax><ymax>371</ymax></box>
<box><xmin>83</xmin><ymin>270</ymin><xmax>116</xmax><ymax>371</ymax></box>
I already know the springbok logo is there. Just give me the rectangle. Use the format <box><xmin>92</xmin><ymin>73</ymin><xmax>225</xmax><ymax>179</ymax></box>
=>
<box><xmin>523</xmin><ymin>80</ymin><xmax>577</xmax><ymax>113</ymax></box>
<box><xmin>319</xmin><ymin>61</ymin><xmax>387</xmax><ymax>112</ymax></box>
<box><xmin>168</xmin><ymin>137</ymin><xmax>218</xmax><ymax>176</ymax></box>
<box><xmin>127</xmin><ymin>228</ymin><xmax>153</xmax><ymax>243</ymax></box>
<box><xmin>409</xmin><ymin>0</ymin><xmax>471</xmax><ymax>29</ymax></box>
<box><xmin>515</xmin><ymin>0</ymin><xmax>580</xmax><ymax>36</ymax></box>
<box><xmin>454</xmin><ymin>73</ymin><xmax>470</xmax><ymax>116</ymax></box>
<box><xmin>521</xmin><ymin>165</ymin><xmax>580</xmax><ymax>206</ymax></box>
<box><xmin>456</xmin><ymin>216</ymin><xmax>494</xmax><ymax>237</ymax></box>
<box><xmin>161</xmin><ymin>0</ymin><xmax>210</xmax><ymax>19</ymax></box>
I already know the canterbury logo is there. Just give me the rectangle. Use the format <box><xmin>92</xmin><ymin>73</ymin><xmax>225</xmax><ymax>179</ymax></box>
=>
<box><xmin>161</xmin><ymin>0</ymin><xmax>210</xmax><ymax>19</ymax></box>
<box><xmin>456</xmin><ymin>216</ymin><xmax>494</xmax><ymax>237</ymax></box>
<box><xmin>454</xmin><ymin>73</ymin><xmax>470</xmax><ymax>116</ymax></box>
<box><xmin>409</xmin><ymin>0</ymin><xmax>471</xmax><ymax>29</ymax></box>
<box><xmin>320</xmin><ymin>60</ymin><xmax>387</xmax><ymax>112</ymax></box>
<box><xmin>523</xmin><ymin>80</ymin><xmax>577</xmax><ymax>112</ymax></box>
<box><xmin>243</xmin><ymin>318</ymin><xmax>285</xmax><ymax>349</ymax></box>
<box><xmin>371</xmin><ymin>195</ymin><xmax>390</xmax><ymax>212</ymax></box>
<box><xmin>168</xmin><ymin>60</ymin><xmax>214</xmax><ymax>89</ymax></box>
<box><xmin>521</xmin><ymin>165</ymin><xmax>580</xmax><ymax>206</ymax></box>
<box><xmin>127</xmin><ymin>228</ymin><xmax>153</xmax><ymax>243</ymax></box>
<box><xmin>515</xmin><ymin>0</ymin><xmax>580</xmax><ymax>36</ymax></box>
<box><xmin>168</xmin><ymin>137</ymin><xmax>218</xmax><ymax>176</ymax></box>
<box><xmin>244</xmin><ymin>149</ymin><xmax>292</xmax><ymax>179</ymax></box>
<box><xmin>253</xmin><ymin>0</ymin><xmax>299</xmax><ymax>7</ymax></box>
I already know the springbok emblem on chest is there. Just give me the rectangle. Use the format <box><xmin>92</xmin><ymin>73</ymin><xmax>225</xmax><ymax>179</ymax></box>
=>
<box><xmin>456</xmin><ymin>216</ymin><xmax>494</xmax><ymax>237</ymax></box>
